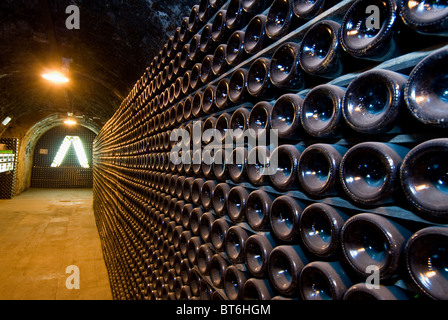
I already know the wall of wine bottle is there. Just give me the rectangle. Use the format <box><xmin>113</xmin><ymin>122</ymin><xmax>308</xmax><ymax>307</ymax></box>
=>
<box><xmin>0</xmin><ymin>138</ymin><xmax>19</xmax><ymax>199</ymax></box>
<box><xmin>93</xmin><ymin>0</ymin><xmax>448</xmax><ymax>300</ymax></box>
<box><xmin>31</xmin><ymin>125</ymin><xmax>95</xmax><ymax>188</ymax></box>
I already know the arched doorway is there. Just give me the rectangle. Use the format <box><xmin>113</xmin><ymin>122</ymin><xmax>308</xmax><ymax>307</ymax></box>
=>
<box><xmin>31</xmin><ymin>125</ymin><xmax>96</xmax><ymax>188</ymax></box>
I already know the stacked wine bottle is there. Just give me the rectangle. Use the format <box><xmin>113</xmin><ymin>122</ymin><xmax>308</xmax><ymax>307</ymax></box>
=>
<box><xmin>93</xmin><ymin>0</ymin><xmax>448</xmax><ymax>300</ymax></box>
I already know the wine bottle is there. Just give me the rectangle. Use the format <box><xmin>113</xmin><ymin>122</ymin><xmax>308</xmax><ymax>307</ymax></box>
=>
<box><xmin>248</xmin><ymin>101</ymin><xmax>273</xmax><ymax>140</ymax></box>
<box><xmin>197</xmin><ymin>244</ymin><xmax>214</xmax><ymax>275</ymax></box>
<box><xmin>398</xmin><ymin>0</ymin><xmax>448</xmax><ymax>36</ymax></box>
<box><xmin>226</xmin><ymin>0</ymin><xmax>250</xmax><ymax>30</ymax></box>
<box><xmin>243</xmin><ymin>0</ymin><xmax>274</xmax><ymax>15</ymax></box>
<box><xmin>404</xmin><ymin>47</ymin><xmax>448</xmax><ymax>128</ymax></box>
<box><xmin>299</xmin><ymin>261</ymin><xmax>353</xmax><ymax>300</ymax></box>
<box><xmin>215</xmin><ymin>78</ymin><xmax>231</xmax><ymax>110</ymax></box>
<box><xmin>247</xmin><ymin>57</ymin><xmax>276</xmax><ymax>99</ymax></box>
<box><xmin>211</xmin><ymin>217</ymin><xmax>231</xmax><ymax>251</ymax></box>
<box><xmin>191</xmin><ymin>178</ymin><xmax>206</xmax><ymax>206</ymax></box>
<box><xmin>341</xmin><ymin>213</ymin><xmax>412</xmax><ymax>281</ymax></box>
<box><xmin>201</xmin><ymin>86</ymin><xmax>216</xmax><ymax>115</ymax></box>
<box><xmin>293</xmin><ymin>0</ymin><xmax>334</xmax><ymax>20</ymax></box>
<box><xmin>211</xmin><ymin>10</ymin><xmax>231</xmax><ymax>44</ymax></box>
<box><xmin>188</xmin><ymin>5</ymin><xmax>201</xmax><ymax>35</ymax></box>
<box><xmin>343</xmin><ymin>283</ymin><xmax>410</xmax><ymax>300</ymax></box>
<box><xmin>213</xmin><ymin>148</ymin><xmax>230</xmax><ymax>181</ymax></box>
<box><xmin>298</xmin><ymin>203</ymin><xmax>349</xmax><ymax>258</ymax></box>
<box><xmin>228</xmin><ymin>147</ymin><xmax>248</xmax><ymax>183</ymax></box>
<box><xmin>225</xmin><ymin>225</ymin><xmax>250</xmax><ymax>264</ymax></box>
<box><xmin>187</xmin><ymin>236</ymin><xmax>204</xmax><ymax>265</ymax></box>
<box><xmin>270</xmin><ymin>93</ymin><xmax>304</xmax><ymax>139</ymax></box>
<box><xmin>243</xmin><ymin>278</ymin><xmax>275</xmax><ymax>300</ymax></box>
<box><xmin>339</xmin><ymin>0</ymin><xmax>401</xmax><ymax>61</ymax></box>
<box><xmin>189</xmin><ymin>207</ymin><xmax>204</xmax><ymax>235</ymax></box>
<box><xmin>244</xmin><ymin>14</ymin><xmax>271</xmax><ymax>55</ymax></box>
<box><xmin>226</xmin><ymin>30</ymin><xmax>247</xmax><ymax>66</ymax></box>
<box><xmin>300</xmin><ymin>84</ymin><xmax>345</xmax><ymax>138</ymax></box>
<box><xmin>245</xmin><ymin>233</ymin><xmax>277</xmax><ymax>277</ymax></box>
<box><xmin>199</xmin><ymin>211</ymin><xmax>216</xmax><ymax>242</ymax></box>
<box><xmin>224</xmin><ymin>265</ymin><xmax>249</xmax><ymax>300</ymax></box>
<box><xmin>201</xmin><ymin>180</ymin><xmax>217</xmax><ymax>210</ymax></box>
<box><xmin>268</xmin><ymin>245</ymin><xmax>309</xmax><ymax>296</ymax></box>
<box><xmin>246</xmin><ymin>189</ymin><xmax>273</xmax><ymax>231</ymax></box>
<box><xmin>339</xmin><ymin>142</ymin><xmax>409</xmax><ymax>205</ymax></box>
<box><xmin>202</xmin><ymin>116</ymin><xmax>218</xmax><ymax>144</ymax></box>
<box><xmin>212</xmin><ymin>44</ymin><xmax>229</xmax><ymax>76</ymax></box>
<box><xmin>342</xmin><ymin>69</ymin><xmax>408</xmax><ymax>134</ymax></box>
<box><xmin>270</xmin><ymin>42</ymin><xmax>304</xmax><ymax>90</ymax></box>
<box><xmin>405</xmin><ymin>226</ymin><xmax>448</xmax><ymax>300</ymax></box>
<box><xmin>190</xmin><ymin>64</ymin><xmax>202</xmax><ymax>92</ymax></box>
<box><xmin>265</xmin><ymin>0</ymin><xmax>299</xmax><ymax>40</ymax></box>
<box><xmin>230</xmin><ymin>107</ymin><xmax>251</xmax><ymax>142</ymax></box>
<box><xmin>201</xmin><ymin>55</ymin><xmax>214</xmax><ymax>84</ymax></box>
<box><xmin>299</xmin><ymin>20</ymin><xmax>343</xmax><ymax>78</ymax></box>
<box><xmin>269</xmin><ymin>144</ymin><xmax>303</xmax><ymax>190</ymax></box>
<box><xmin>297</xmin><ymin>143</ymin><xmax>347</xmax><ymax>197</ymax></box>
<box><xmin>215</xmin><ymin>112</ymin><xmax>232</xmax><ymax>143</ymax></box>
<box><xmin>270</xmin><ymin>195</ymin><xmax>305</xmax><ymax>242</ymax></box>
<box><xmin>212</xmin><ymin>182</ymin><xmax>231</xmax><ymax>216</ymax></box>
<box><xmin>199</xmin><ymin>278</ymin><xmax>214</xmax><ymax>300</ymax></box>
<box><xmin>400</xmin><ymin>138</ymin><xmax>448</xmax><ymax>220</ymax></box>
<box><xmin>210</xmin><ymin>253</ymin><xmax>229</xmax><ymax>288</ymax></box>
<box><xmin>228</xmin><ymin>68</ymin><xmax>249</xmax><ymax>104</ymax></box>
<box><xmin>246</xmin><ymin>146</ymin><xmax>271</xmax><ymax>186</ymax></box>
<box><xmin>189</xmin><ymin>35</ymin><xmax>203</xmax><ymax>64</ymax></box>
<box><xmin>198</xmin><ymin>0</ymin><xmax>214</xmax><ymax>23</ymax></box>
<box><xmin>227</xmin><ymin>186</ymin><xmax>250</xmax><ymax>222</ymax></box>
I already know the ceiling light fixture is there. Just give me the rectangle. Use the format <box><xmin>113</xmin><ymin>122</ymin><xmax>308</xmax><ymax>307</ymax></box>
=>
<box><xmin>42</xmin><ymin>71</ymin><xmax>69</xmax><ymax>84</ymax></box>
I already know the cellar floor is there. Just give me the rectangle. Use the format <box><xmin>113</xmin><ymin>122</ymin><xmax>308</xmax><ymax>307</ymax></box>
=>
<box><xmin>0</xmin><ymin>188</ymin><xmax>112</xmax><ymax>300</ymax></box>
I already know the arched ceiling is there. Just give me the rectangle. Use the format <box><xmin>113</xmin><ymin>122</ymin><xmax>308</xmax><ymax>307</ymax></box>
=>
<box><xmin>0</xmin><ymin>0</ymin><xmax>195</xmax><ymax>132</ymax></box>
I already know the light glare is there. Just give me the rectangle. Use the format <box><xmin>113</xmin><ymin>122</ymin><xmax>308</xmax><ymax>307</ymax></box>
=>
<box><xmin>42</xmin><ymin>72</ymin><xmax>69</xmax><ymax>83</ymax></box>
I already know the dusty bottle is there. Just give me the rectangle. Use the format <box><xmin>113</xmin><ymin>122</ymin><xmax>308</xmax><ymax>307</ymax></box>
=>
<box><xmin>245</xmin><ymin>232</ymin><xmax>277</xmax><ymax>277</ymax></box>
<box><xmin>339</xmin><ymin>142</ymin><xmax>409</xmax><ymax>205</ymax></box>
<box><xmin>212</xmin><ymin>182</ymin><xmax>231</xmax><ymax>217</ymax></box>
<box><xmin>209</xmin><ymin>253</ymin><xmax>229</xmax><ymax>288</ymax></box>
<box><xmin>270</xmin><ymin>42</ymin><xmax>304</xmax><ymax>91</ymax></box>
<box><xmin>342</xmin><ymin>69</ymin><xmax>408</xmax><ymax>134</ymax></box>
<box><xmin>297</xmin><ymin>143</ymin><xmax>347</xmax><ymax>197</ymax></box>
<box><xmin>268</xmin><ymin>244</ymin><xmax>309</xmax><ymax>296</ymax></box>
<box><xmin>270</xmin><ymin>93</ymin><xmax>304</xmax><ymax>140</ymax></box>
<box><xmin>211</xmin><ymin>217</ymin><xmax>231</xmax><ymax>251</ymax></box>
<box><xmin>300</xmin><ymin>84</ymin><xmax>345</xmax><ymax>138</ymax></box>
<box><xmin>225</xmin><ymin>225</ymin><xmax>250</xmax><ymax>264</ymax></box>
<box><xmin>226</xmin><ymin>30</ymin><xmax>247</xmax><ymax>66</ymax></box>
<box><xmin>398</xmin><ymin>0</ymin><xmax>448</xmax><ymax>36</ymax></box>
<box><xmin>299</xmin><ymin>261</ymin><xmax>352</xmax><ymax>300</ymax></box>
<box><xmin>298</xmin><ymin>203</ymin><xmax>349</xmax><ymax>259</ymax></box>
<box><xmin>265</xmin><ymin>0</ymin><xmax>299</xmax><ymax>40</ymax></box>
<box><xmin>400</xmin><ymin>138</ymin><xmax>448</xmax><ymax>221</ymax></box>
<box><xmin>227</xmin><ymin>186</ymin><xmax>250</xmax><ymax>223</ymax></box>
<box><xmin>404</xmin><ymin>47</ymin><xmax>448</xmax><ymax>128</ymax></box>
<box><xmin>243</xmin><ymin>278</ymin><xmax>275</xmax><ymax>300</ymax></box>
<box><xmin>299</xmin><ymin>20</ymin><xmax>343</xmax><ymax>78</ymax></box>
<box><xmin>247</xmin><ymin>57</ymin><xmax>276</xmax><ymax>99</ymax></box>
<box><xmin>246</xmin><ymin>189</ymin><xmax>273</xmax><ymax>231</ymax></box>
<box><xmin>343</xmin><ymin>283</ymin><xmax>410</xmax><ymax>300</ymax></box>
<box><xmin>341</xmin><ymin>213</ymin><xmax>412</xmax><ymax>281</ymax></box>
<box><xmin>270</xmin><ymin>195</ymin><xmax>305</xmax><ymax>242</ymax></box>
<box><xmin>405</xmin><ymin>226</ymin><xmax>448</xmax><ymax>300</ymax></box>
<box><xmin>224</xmin><ymin>265</ymin><xmax>250</xmax><ymax>300</ymax></box>
<box><xmin>339</xmin><ymin>0</ymin><xmax>401</xmax><ymax>61</ymax></box>
<box><xmin>244</xmin><ymin>14</ymin><xmax>271</xmax><ymax>55</ymax></box>
<box><xmin>269</xmin><ymin>144</ymin><xmax>303</xmax><ymax>190</ymax></box>
<box><xmin>228</xmin><ymin>147</ymin><xmax>248</xmax><ymax>183</ymax></box>
<box><xmin>228</xmin><ymin>68</ymin><xmax>249</xmax><ymax>104</ymax></box>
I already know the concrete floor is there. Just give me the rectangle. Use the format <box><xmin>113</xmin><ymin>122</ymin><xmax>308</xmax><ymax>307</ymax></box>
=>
<box><xmin>0</xmin><ymin>188</ymin><xmax>112</xmax><ymax>300</ymax></box>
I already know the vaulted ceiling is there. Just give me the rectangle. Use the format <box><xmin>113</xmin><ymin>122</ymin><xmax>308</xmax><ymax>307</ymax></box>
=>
<box><xmin>0</xmin><ymin>0</ymin><xmax>194</xmax><ymax>133</ymax></box>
